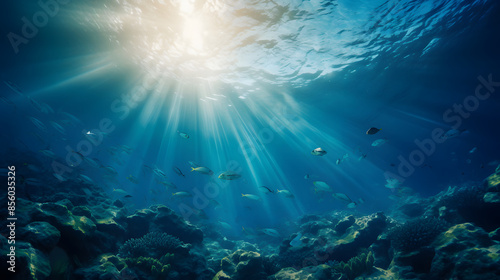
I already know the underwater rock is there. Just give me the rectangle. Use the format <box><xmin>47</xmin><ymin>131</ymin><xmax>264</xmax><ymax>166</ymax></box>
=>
<box><xmin>33</xmin><ymin>201</ymin><xmax>97</xmax><ymax>239</ymax></box>
<box><xmin>150</xmin><ymin>205</ymin><xmax>204</xmax><ymax>244</ymax></box>
<box><xmin>369</xmin><ymin>235</ymin><xmax>392</xmax><ymax>269</ymax></box>
<box><xmin>334</xmin><ymin>215</ymin><xmax>355</xmax><ymax>234</ymax></box>
<box><xmin>72</xmin><ymin>205</ymin><xmax>93</xmax><ymax>219</ymax></box>
<box><xmin>483</xmin><ymin>192</ymin><xmax>500</xmax><ymax>204</ymax></box>
<box><xmin>13</xmin><ymin>242</ymin><xmax>52</xmax><ymax>280</ymax></box>
<box><xmin>329</xmin><ymin>212</ymin><xmax>387</xmax><ymax>262</ymax></box>
<box><xmin>19</xmin><ymin>221</ymin><xmax>61</xmax><ymax>251</ymax></box>
<box><xmin>398</xmin><ymin>203</ymin><xmax>424</xmax><ymax>218</ymax></box>
<box><xmin>270</xmin><ymin>264</ymin><xmax>335</xmax><ymax>280</ymax></box>
<box><xmin>300</xmin><ymin>219</ymin><xmax>334</xmax><ymax>235</ymax></box>
<box><xmin>490</xmin><ymin>227</ymin><xmax>500</xmax><ymax>242</ymax></box>
<box><xmin>216</xmin><ymin>249</ymin><xmax>266</xmax><ymax>280</ymax></box>
<box><xmin>393</xmin><ymin>246</ymin><xmax>435</xmax><ymax>274</ymax></box>
<box><xmin>429</xmin><ymin>223</ymin><xmax>499</xmax><ymax>279</ymax></box>
<box><xmin>95</xmin><ymin>217</ymin><xmax>126</xmax><ymax>235</ymax></box>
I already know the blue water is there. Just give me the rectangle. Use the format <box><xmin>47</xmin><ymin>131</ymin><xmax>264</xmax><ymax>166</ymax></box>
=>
<box><xmin>1</xmin><ymin>0</ymin><xmax>500</xmax><ymax>234</ymax></box>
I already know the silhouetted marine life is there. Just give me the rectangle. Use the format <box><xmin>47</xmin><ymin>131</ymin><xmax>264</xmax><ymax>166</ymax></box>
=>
<box><xmin>366</xmin><ymin>127</ymin><xmax>381</xmax><ymax>135</ymax></box>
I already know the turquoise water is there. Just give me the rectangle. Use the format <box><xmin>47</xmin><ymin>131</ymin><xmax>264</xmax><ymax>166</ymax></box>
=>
<box><xmin>2</xmin><ymin>0</ymin><xmax>500</xmax><ymax>234</ymax></box>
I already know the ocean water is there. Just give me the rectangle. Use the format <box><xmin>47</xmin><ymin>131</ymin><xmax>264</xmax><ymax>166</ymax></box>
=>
<box><xmin>1</xmin><ymin>0</ymin><xmax>500</xmax><ymax>279</ymax></box>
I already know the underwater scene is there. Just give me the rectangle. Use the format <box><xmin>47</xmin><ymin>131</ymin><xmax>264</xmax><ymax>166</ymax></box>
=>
<box><xmin>1</xmin><ymin>0</ymin><xmax>500</xmax><ymax>279</ymax></box>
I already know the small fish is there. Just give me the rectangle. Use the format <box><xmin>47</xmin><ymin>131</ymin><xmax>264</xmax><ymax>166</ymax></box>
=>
<box><xmin>0</xmin><ymin>96</ymin><xmax>15</xmax><ymax>106</ymax></box>
<box><xmin>260</xmin><ymin>186</ymin><xmax>274</xmax><ymax>194</ymax></box>
<box><xmin>218</xmin><ymin>221</ymin><xmax>232</xmax><ymax>230</ymax></box>
<box><xmin>177</xmin><ymin>131</ymin><xmax>189</xmax><ymax>139</ymax></box>
<box><xmin>366</xmin><ymin>127</ymin><xmax>381</xmax><ymax>135</ymax></box>
<box><xmin>120</xmin><ymin>145</ymin><xmax>133</xmax><ymax>154</ymax></box>
<box><xmin>336</xmin><ymin>154</ymin><xmax>349</xmax><ymax>165</ymax></box>
<box><xmin>313</xmin><ymin>181</ymin><xmax>331</xmax><ymax>192</ymax></box>
<box><xmin>290</xmin><ymin>233</ymin><xmax>303</xmax><ymax>247</ymax></box>
<box><xmin>242</xmin><ymin>194</ymin><xmax>261</xmax><ymax>200</ymax></box>
<box><xmin>371</xmin><ymin>138</ymin><xmax>387</xmax><ymax>147</ymax></box>
<box><xmin>40</xmin><ymin>102</ymin><xmax>54</xmax><ymax>114</ymax></box>
<box><xmin>347</xmin><ymin>202</ymin><xmax>357</xmax><ymax>208</ymax></box>
<box><xmin>113</xmin><ymin>188</ymin><xmax>129</xmax><ymax>196</ymax></box>
<box><xmin>127</xmin><ymin>175</ymin><xmax>138</xmax><ymax>184</ymax></box>
<box><xmin>4</xmin><ymin>80</ymin><xmax>23</xmax><ymax>95</ymax></box>
<box><xmin>172</xmin><ymin>166</ymin><xmax>185</xmax><ymax>177</ymax></box>
<box><xmin>50</xmin><ymin>121</ymin><xmax>66</xmax><ymax>135</ymax></box>
<box><xmin>469</xmin><ymin>147</ymin><xmax>477</xmax><ymax>154</ymax></box>
<box><xmin>191</xmin><ymin>166</ymin><xmax>213</xmax><ymax>175</ymax></box>
<box><xmin>153</xmin><ymin>168</ymin><xmax>168</xmax><ymax>178</ymax></box>
<box><xmin>29</xmin><ymin>117</ymin><xmax>47</xmax><ymax>132</ymax></box>
<box><xmin>102</xmin><ymin>166</ymin><xmax>118</xmax><ymax>176</ymax></box>
<box><xmin>218</xmin><ymin>171</ymin><xmax>241</xmax><ymax>180</ymax></box>
<box><xmin>358</xmin><ymin>154</ymin><xmax>367</xmax><ymax>160</ymax></box>
<box><xmin>311</xmin><ymin>147</ymin><xmax>327</xmax><ymax>156</ymax></box>
<box><xmin>277</xmin><ymin>189</ymin><xmax>294</xmax><ymax>198</ymax></box>
<box><xmin>84</xmin><ymin>157</ymin><xmax>101</xmax><ymax>168</ymax></box>
<box><xmin>39</xmin><ymin>149</ymin><xmax>56</xmax><ymax>159</ymax></box>
<box><xmin>261</xmin><ymin>228</ymin><xmax>280</xmax><ymax>237</ymax></box>
<box><xmin>188</xmin><ymin>161</ymin><xmax>201</xmax><ymax>168</ymax></box>
<box><xmin>53</xmin><ymin>173</ymin><xmax>66</xmax><ymax>181</ymax></box>
<box><xmin>441</xmin><ymin>128</ymin><xmax>467</xmax><ymax>140</ymax></box>
<box><xmin>25</xmin><ymin>178</ymin><xmax>42</xmax><ymax>186</ymax></box>
<box><xmin>332</xmin><ymin>192</ymin><xmax>352</xmax><ymax>203</ymax></box>
<box><xmin>79</xmin><ymin>174</ymin><xmax>94</xmax><ymax>185</ymax></box>
<box><xmin>28</xmin><ymin>97</ymin><xmax>44</xmax><ymax>113</ymax></box>
<box><xmin>124</xmin><ymin>195</ymin><xmax>133</xmax><ymax>198</ymax></box>
<box><xmin>304</xmin><ymin>174</ymin><xmax>310</xmax><ymax>179</ymax></box>
<box><xmin>172</xmin><ymin>191</ymin><xmax>192</xmax><ymax>198</ymax></box>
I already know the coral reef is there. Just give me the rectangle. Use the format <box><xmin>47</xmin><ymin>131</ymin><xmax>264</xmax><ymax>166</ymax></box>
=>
<box><xmin>118</xmin><ymin>231</ymin><xmax>190</xmax><ymax>259</ymax></box>
<box><xmin>388</xmin><ymin>216</ymin><xmax>448</xmax><ymax>253</ymax></box>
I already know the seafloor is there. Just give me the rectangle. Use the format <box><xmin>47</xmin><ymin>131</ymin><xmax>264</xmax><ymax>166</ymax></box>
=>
<box><xmin>1</xmin><ymin>152</ymin><xmax>500</xmax><ymax>280</ymax></box>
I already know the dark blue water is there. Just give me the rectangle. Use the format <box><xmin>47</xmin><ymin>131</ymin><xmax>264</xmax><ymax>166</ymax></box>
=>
<box><xmin>1</xmin><ymin>0</ymin><xmax>500</xmax><ymax>234</ymax></box>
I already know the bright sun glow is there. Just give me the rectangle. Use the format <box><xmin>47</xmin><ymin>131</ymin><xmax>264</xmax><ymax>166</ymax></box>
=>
<box><xmin>183</xmin><ymin>16</ymin><xmax>205</xmax><ymax>54</ymax></box>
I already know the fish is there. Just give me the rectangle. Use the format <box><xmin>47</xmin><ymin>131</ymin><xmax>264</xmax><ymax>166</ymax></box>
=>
<box><xmin>50</xmin><ymin>121</ymin><xmax>66</xmax><ymax>135</ymax></box>
<box><xmin>469</xmin><ymin>147</ymin><xmax>477</xmax><ymax>154</ymax></box>
<box><xmin>153</xmin><ymin>168</ymin><xmax>168</xmax><ymax>178</ymax></box>
<box><xmin>53</xmin><ymin>173</ymin><xmax>66</xmax><ymax>181</ymax></box>
<box><xmin>29</xmin><ymin>117</ymin><xmax>47</xmax><ymax>132</ymax></box>
<box><xmin>28</xmin><ymin>97</ymin><xmax>44</xmax><ymax>113</ymax></box>
<box><xmin>218</xmin><ymin>221</ymin><xmax>232</xmax><ymax>230</ymax></box>
<box><xmin>371</xmin><ymin>138</ymin><xmax>387</xmax><ymax>147</ymax></box>
<box><xmin>25</xmin><ymin>178</ymin><xmax>42</xmax><ymax>186</ymax></box>
<box><xmin>40</xmin><ymin>102</ymin><xmax>54</xmax><ymax>114</ymax></box>
<box><xmin>277</xmin><ymin>189</ymin><xmax>294</xmax><ymax>198</ymax></box>
<box><xmin>120</xmin><ymin>145</ymin><xmax>132</xmax><ymax>154</ymax></box>
<box><xmin>177</xmin><ymin>131</ymin><xmax>189</xmax><ymax>139</ymax></box>
<box><xmin>113</xmin><ymin>188</ymin><xmax>129</xmax><ymax>196</ymax></box>
<box><xmin>172</xmin><ymin>191</ymin><xmax>192</xmax><ymax>198</ymax></box>
<box><xmin>304</xmin><ymin>174</ymin><xmax>310</xmax><ymax>179</ymax></box>
<box><xmin>313</xmin><ymin>181</ymin><xmax>332</xmax><ymax>192</ymax></box>
<box><xmin>366</xmin><ymin>127</ymin><xmax>381</xmax><ymax>135</ymax></box>
<box><xmin>290</xmin><ymin>233</ymin><xmax>303</xmax><ymax>247</ymax></box>
<box><xmin>126</xmin><ymin>175</ymin><xmax>138</xmax><ymax>184</ymax></box>
<box><xmin>347</xmin><ymin>202</ymin><xmax>357</xmax><ymax>208</ymax></box>
<box><xmin>191</xmin><ymin>166</ymin><xmax>213</xmax><ymax>175</ymax></box>
<box><xmin>4</xmin><ymin>80</ymin><xmax>23</xmax><ymax>95</ymax></box>
<box><xmin>172</xmin><ymin>166</ymin><xmax>185</xmax><ymax>177</ymax></box>
<box><xmin>261</xmin><ymin>228</ymin><xmax>280</xmax><ymax>237</ymax></box>
<box><xmin>242</xmin><ymin>194</ymin><xmax>261</xmax><ymax>200</ymax></box>
<box><xmin>0</xmin><ymin>96</ymin><xmax>15</xmax><ymax>106</ymax></box>
<box><xmin>332</xmin><ymin>192</ymin><xmax>352</xmax><ymax>203</ymax></box>
<box><xmin>336</xmin><ymin>153</ymin><xmax>349</xmax><ymax>165</ymax></box>
<box><xmin>218</xmin><ymin>171</ymin><xmax>241</xmax><ymax>180</ymax></box>
<box><xmin>79</xmin><ymin>174</ymin><xmax>94</xmax><ymax>185</ymax></box>
<box><xmin>39</xmin><ymin>149</ymin><xmax>56</xmax><ymax>159</ymax></box>
<box><xmin>84</xmin><ymin>157</ymin><xmax>101</xmax><ymax>168</ymax></box>
<box><xmin>260</xmin><ymin>186</ymin><xmax>274</xmax><ymax>194</ymax></box>
<box><xmin>102</xmin><ymin>166</ymin><xmax>118</xmax><ymax>176</ymax></box>
<box><xmin>311</xmin><ymin>147</ymin><xmax>327</xmax><ymax>156</ymax></box>
<box><xmin>441</xmin><ymin>128</ymin><xmax>467</xmax><ymax>140</ymax></box>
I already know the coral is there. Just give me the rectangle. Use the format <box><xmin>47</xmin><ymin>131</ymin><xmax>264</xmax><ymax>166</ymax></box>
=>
<box><xmin>334</xmin><ymin>215</ymin><xmax>355</xmax><ymax>234</ymax></box>
<box><xmin>331</xmin><ymin>251</ymin><xmax>374</xmax><ymax>280</ymax></box>
<box><xmin>389</xmin><ymin>217</ymin><xmax>447</xmax><ymax>252</ymax></box>
<box><xmin>124</xmin><ymin>253</ymin><xmax>173</xmax><ymax>280</ymax></box>
<box><xmin>118</xmin><ymin>232</ymin><xmax>190</xmax><ymax>259</ymax></box>
<box><xmin>216</xmin><ymin>250</ymin><xmax>266</xmax><ymax>280</ymax></box>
